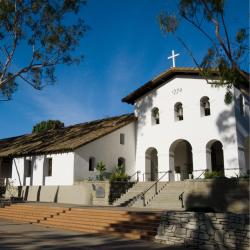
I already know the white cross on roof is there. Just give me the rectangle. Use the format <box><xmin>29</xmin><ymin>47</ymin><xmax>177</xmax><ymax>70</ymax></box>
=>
<box><xmin>168</xmin><ymin>50</ymin><xmax>180</xmax><ymax>68</ymax></box>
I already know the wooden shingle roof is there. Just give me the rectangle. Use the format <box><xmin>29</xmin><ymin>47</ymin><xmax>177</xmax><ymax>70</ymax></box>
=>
<box><xmin>0</xmin><ymin>113</ymin><xmax>136</xmax><ymax>158</ymax></box>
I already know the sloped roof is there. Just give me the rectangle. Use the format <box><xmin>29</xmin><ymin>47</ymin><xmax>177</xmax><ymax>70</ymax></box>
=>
<box><xmin>122</xmin><ymin>67</ymin><xmax>249</xmax><ymax>104</ymax></box>
<box><xmin>0</xmin><ymin>113</ymin><xmax>136</xmax><ymax>158</ymax></box>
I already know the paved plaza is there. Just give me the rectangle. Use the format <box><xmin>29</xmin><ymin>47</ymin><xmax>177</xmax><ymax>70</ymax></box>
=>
<box><xmin>0</xmin><ymin>219</ymin><xmax>187</xmax><ymax>250</ymax></box>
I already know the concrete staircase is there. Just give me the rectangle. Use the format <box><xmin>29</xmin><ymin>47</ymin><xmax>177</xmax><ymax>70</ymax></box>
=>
<box><xmin>113</xmin><ymin>181</ymin><xmax>166</xmax><ymax>207</ymax></box>
<box><xmin>113</xmin><ymin>181</ymin><xmax>185</xmax><ymax>210</ymax></box>
<box><xmin>0</xmin><ymin>203</ymin><xmax>69</xmax><ymax>223</ymax></box>
<box><xmin>145</xmin><ymin>181</ymin><xmax>186</xmax><ymax>210</ymax></box>
<box><xmin>0</xmin><ymin>203</ymin><xmax>162</xmax><ymax>240</ymax></box>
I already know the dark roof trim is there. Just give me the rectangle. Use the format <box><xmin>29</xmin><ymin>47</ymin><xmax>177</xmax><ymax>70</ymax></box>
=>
<box><xmin>122</xmin><ymin>67</ymin><xmax>249</xmax><ymax>104</ymax></box>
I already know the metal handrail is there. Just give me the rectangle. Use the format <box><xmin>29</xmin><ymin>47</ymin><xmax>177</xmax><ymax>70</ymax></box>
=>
<box><xmin>195</xmin><ymin>169</ymin><xmax>208</xmax><ymax>179</ymax></box>
<box><xmin>129</xmin><ymin>171</ymin><xmax>141</xmax><ymax>182</ymax></box>
<box><xmin>178</xmin><ymin>192</ymin><xmax>184</xmax><ymax>208</ymax></box>
<box><xmin>141</xmin><ymin>171</ymin><xmax>171</xmax><ymax>206</ymax></box>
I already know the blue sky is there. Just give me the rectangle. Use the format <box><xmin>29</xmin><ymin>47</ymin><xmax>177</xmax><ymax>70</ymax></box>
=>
<box><xmin>0</xmin><ymin>0</ymin><xmax>249</xmax><ymax>138</ymax></box>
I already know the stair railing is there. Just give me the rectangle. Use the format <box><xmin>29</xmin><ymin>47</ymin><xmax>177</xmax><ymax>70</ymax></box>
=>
<box><xmin>195</xmin><ymin>169</ymin><xmax>207</xmax><ymax>179</ymax></box>
<box><xmin>141</xmin><ymin>171</ymin><xmax>171</xmax><ymax>207</ymax></box>
<box><xmin>129</xmin><ymin>171</ymin><xmax>141</xmax><ymax>182</ymax></box>
<box><xmin>179</xmin><ymin>192</ymin><xmax>184</xmax><ymax>208</ymax></box>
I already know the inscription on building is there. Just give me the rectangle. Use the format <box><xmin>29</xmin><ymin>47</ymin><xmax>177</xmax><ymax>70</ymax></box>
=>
<box><xmin>172</xmin><ymin>88</ymin><xmax>183</xmax><ymax>95</ymax></box>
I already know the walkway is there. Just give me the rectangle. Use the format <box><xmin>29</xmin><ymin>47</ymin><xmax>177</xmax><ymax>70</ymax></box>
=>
<box><xmin>0</xmin><ymin>219</ymin><xmax>187</xmax><ymax>250</ymax></box>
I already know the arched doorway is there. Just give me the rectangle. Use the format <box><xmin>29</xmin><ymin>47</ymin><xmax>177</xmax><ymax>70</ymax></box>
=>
<box><xmin>206</xmin><ymin>140</ymin><xmax>224</xmax><ymax>174</ymax></box>
<box><xmin>169</xmin><ymin>140</ymin><xmax>193</xmax><ymax>181</ymax></box>
<box><xmin>145</xmin><ymin>148</ymin><xmax>158</xmax><ymax>181</ymax></box>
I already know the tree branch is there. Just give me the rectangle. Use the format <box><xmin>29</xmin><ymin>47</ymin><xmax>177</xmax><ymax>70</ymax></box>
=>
<box><xmin>200</xmin><ymin>0</ymin><xmax>249</xmax><ymax>82</ymax></box>
<box><xmin>220</xmin><ymin>12</ymin><xmax>232</xmax><ymax>59</ymax></box>
<box><xmin>182</xmin><ymin>15</ymin><xmax>219</xmax><ymax>53</ymax></box>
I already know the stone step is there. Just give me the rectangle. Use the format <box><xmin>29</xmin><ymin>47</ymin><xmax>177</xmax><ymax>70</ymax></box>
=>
<box><xmin>39</xmin><ymin>219</ymin><xmax>158</xmax><ymax>236</ymax></box>
<box><xmin>0</xmin><ymin>204</ymin><xmax>162</xmax><ymax>241</ymax></box>
<box><xmin>44</xmin><ymin>216</ymin><xmax>160</xmax><ymax>230</ymax></box>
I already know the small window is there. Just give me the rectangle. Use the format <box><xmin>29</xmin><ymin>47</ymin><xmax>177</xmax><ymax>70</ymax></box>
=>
<box><xmin>120</xmin><ymin>133</ymin><xmax>125</xmax><ymax>145</ymax></box>
<box><xmin>46</xmin><ymin>158</ymin><xmax>52</xmax><ymax>177</ymax></box>
<box><xmin>118</xmin><ymin>157</ymin><xmax>125</xmax><ymax>167</ymax></box>
<box><xmin>25</xmin><ymin>160</ymin><xmax>32</xmax><ymax>177</ymax></box>
<box><xmin>152</xmin><ymin>107</ymin><xmax>160</xmax><ymax>125</ymax></box>
<box><xmin>200</xmin><ymin>96</ymin><xmax>211</xmax><ymax>117</ymax></box>
<box><xmin>89</xmin><ymin>157</ymin><xmax>95</xmax><ymax>171</ymax></box>
<box><xmin>174</xmin><ymin>103</ymin><xmax>183</xmax><ymax>121</ymax></box>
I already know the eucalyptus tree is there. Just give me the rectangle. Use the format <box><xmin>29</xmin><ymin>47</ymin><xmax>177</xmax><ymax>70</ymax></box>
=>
<box><xmin>159</xmin><ymin>0</ymin><xmax>249</xmax><ymax>103</ymax></box>
<box><xmin>0</xmin><ymin>0</ymin><xmax>88</xmax><ymax>100</ymax></box>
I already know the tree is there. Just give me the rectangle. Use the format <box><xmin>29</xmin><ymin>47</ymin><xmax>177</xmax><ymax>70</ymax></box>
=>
<box><xmin>32</xmin><ymin>120</ymin><xmax>64</xmax><ymax>133</ymax></box>
<box><xmin>0</xmin><ymin>0</ymin><xmax>88</xmax><ymax>101</ymax></box>
<box><xmin>158</xmin><ymin>0</ymin><xmax>249</xmax><ymax>104</ymax></box>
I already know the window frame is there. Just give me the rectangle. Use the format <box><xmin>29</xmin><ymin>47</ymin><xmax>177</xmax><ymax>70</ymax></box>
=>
<box><xmin>151</xmin><ymin>107</ymin><xmax>160</xmax><ymax>125</ymax></box>
<box><xmin>89</xmin><ymin>157</ymin><xmax>95</xmax><ymax>171</ymax></box>
<box><xmin>174</xmin><ymin>102</ymin><xmax>183</xmax><ymax>121</ymax></box>
<box><xmin>25</xmin><ymin>159</ymin><xmax>32</xmax><ymax>178</ymax></box>
<box><xmin>118</xmin><ymin>157</ymin><xmax>126</xmax><ymax>167</ymax></box>
<box><xmin>46</xmin><ymin>158</ymin><xmax>53</xmax><ymax>177</ymax></box>
<box><xmin>120</xmin><ymin>133</ymin><xmax>125</xmax><ymax>145</ymax></box>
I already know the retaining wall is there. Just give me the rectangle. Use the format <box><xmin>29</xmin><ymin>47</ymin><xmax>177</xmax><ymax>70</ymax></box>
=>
<box><xmin>155</xmin><ymin>211</ymin><xmax>250</xmax><ymax>250</ymax></box>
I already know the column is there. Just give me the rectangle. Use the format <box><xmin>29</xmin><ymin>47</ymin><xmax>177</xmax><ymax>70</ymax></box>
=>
<box><xmin>192</xmin><ymin>149</ymin><xmax>208</xmax><ymax>179</ymax></box>
<box><xmin>158</xmin><ymin>153</ymin><xmax>170</xmax><ymax>181</ymax></box>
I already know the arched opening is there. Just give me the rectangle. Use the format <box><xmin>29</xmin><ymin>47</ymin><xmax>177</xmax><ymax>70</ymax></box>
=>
<box><xmin>89</xmin><ymin>157</ymin><xmax>95</xmax><ymax>171</ymax></box>
<box><xmin>145</xmin><ymin>148</ymin><xmax>158</xmax><ymax>181</ymax></box>
<box><xmin>169</xmin><ymin>139</ymin><xmax>193</xmax><ymax>181</ymax></box>
<box><xmin>206</xmin><ymin>140</ymin><xmax>224</xmax><ymax>174</ymax></box>
<box><xmin>174</xmin><ymin>102</ymin><xmax>183</xmax><ymax>121</ymax></box>
<box><xmin>118</xmin><ymin>157</ymin><xmax>125</xmax><ymax>167</ymax></box>
<box><xmin>200</xmin><ymin>96</ymin><xmax>211</xmax><ymax>117</ymax></box>
<box><xmin>151</xmin><ymin>107</ymin><xmax>160</xmax><ymax>125</ymax></box>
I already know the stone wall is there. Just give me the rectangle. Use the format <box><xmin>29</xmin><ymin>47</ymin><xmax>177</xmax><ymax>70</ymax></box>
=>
<box><xmin>184</xmin><ymin>179</ymin><xmax>249</xmax><ymax>214</ymax></box>
<box><xmin>155</xmin><ymin>212</ymin><xmax>250</xmax><ymax>250</ymax></box>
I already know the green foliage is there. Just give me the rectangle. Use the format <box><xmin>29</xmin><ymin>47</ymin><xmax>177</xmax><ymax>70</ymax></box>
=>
<box><xmin>109</xmin><ymin>164</ymin><xmax>129</xmax><ymax>182</ymax></box>
<box><xmin>0</xmin><ymin>0</ymin><xmax>88</xmax><ymax>100</ymax></box>
<box><xmin>96</xmin><ymin>161</ymin><xmax>106</xmax><ymax>181</ymax></box>
<box><xmin>32</xmin><ymin>120</ymin><xmax>64</xmax><ymax>133</ymax></box>
<box><xmin>158</xmin><ymin>0</ymin><xmax>249</xmax><ymax>103</ymax></box>
<box><xmin>204</xmin><ymin>171</ymin><xmax>225</xmax><ymax>179</ymax></box>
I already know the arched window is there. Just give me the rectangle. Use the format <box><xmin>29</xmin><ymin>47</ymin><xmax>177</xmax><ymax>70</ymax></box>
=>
<box><xmin>151</xmin><ymin>107</ymin><xmax>160</xmax><ymax>125</ymax></box>
<box><xmin>239</xmin><ymin>94</ymin><xmax>245</xmax><ymax>115</ymax></box>
<box><xmin>118</xmin><ymin>157</ymin><xmax>125</xmax><ymax>167</ymax></box>
<box><xmin>89</xmin><ymin>157</ymin><xmax>95</xmax><ymax>171</ymax></box>
<box><xmin>200</xmin><ymin>96</ymin><xmax>211</xmax><ymax>117</ymax></box>
<box><xmin>174</xmin><ymin>102</ymin><xmax>183</xmax><ymax>121</ymax></box>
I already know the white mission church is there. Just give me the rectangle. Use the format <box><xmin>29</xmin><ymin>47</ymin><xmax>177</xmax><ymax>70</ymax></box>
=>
<box><xmin>0</xmin><ymin>67</ymin><xmax>249</xmax><ymax>187</ymax></box>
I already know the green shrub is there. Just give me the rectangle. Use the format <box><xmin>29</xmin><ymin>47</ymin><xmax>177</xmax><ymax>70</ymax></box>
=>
<box><xmin>204</xmin><ymin>171</ymin><xmax>225</xmax><ymax>179</ymax></box>
<box><xmin>96</xmin><ymin>161</ymin><xmax>106</xmax><ymax>181</ymax></box>
<box><xmin>109</xmin><ymin>165</ymin><xmax>129</xmax><ymax>182</ymax></box>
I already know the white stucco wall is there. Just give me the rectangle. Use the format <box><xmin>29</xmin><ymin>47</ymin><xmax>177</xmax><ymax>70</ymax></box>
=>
<box><xmin>74</xmin><ymin>122</ymin><xmax>136</xmax><ymax>182</ymax></box>
<box><xmin>11</xmin><ymin>153</ymin><xmax>74</xmax><ymax>186</ymax></box>
<box><xmin>233</xmin><ymin>87</ymin><xmax>250</xmax><ymax>174</ymax></box>
<box><xmin>134</xmin><ymin>76</ymin><xmax>240</xmax><ymax>180</ymax></box>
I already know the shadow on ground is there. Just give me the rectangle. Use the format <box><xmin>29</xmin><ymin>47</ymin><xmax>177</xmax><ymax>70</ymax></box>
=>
<box><xmin>0</xmin><ymin>220</ymin><xmax>187</xmax><ymax>250</ymax></box>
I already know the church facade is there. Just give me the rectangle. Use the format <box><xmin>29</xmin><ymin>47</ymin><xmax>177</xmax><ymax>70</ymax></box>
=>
<box><xmin>0</xmin><ymin>68</ymin><xmax>249</xmax><ymax>186</ymax></box>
